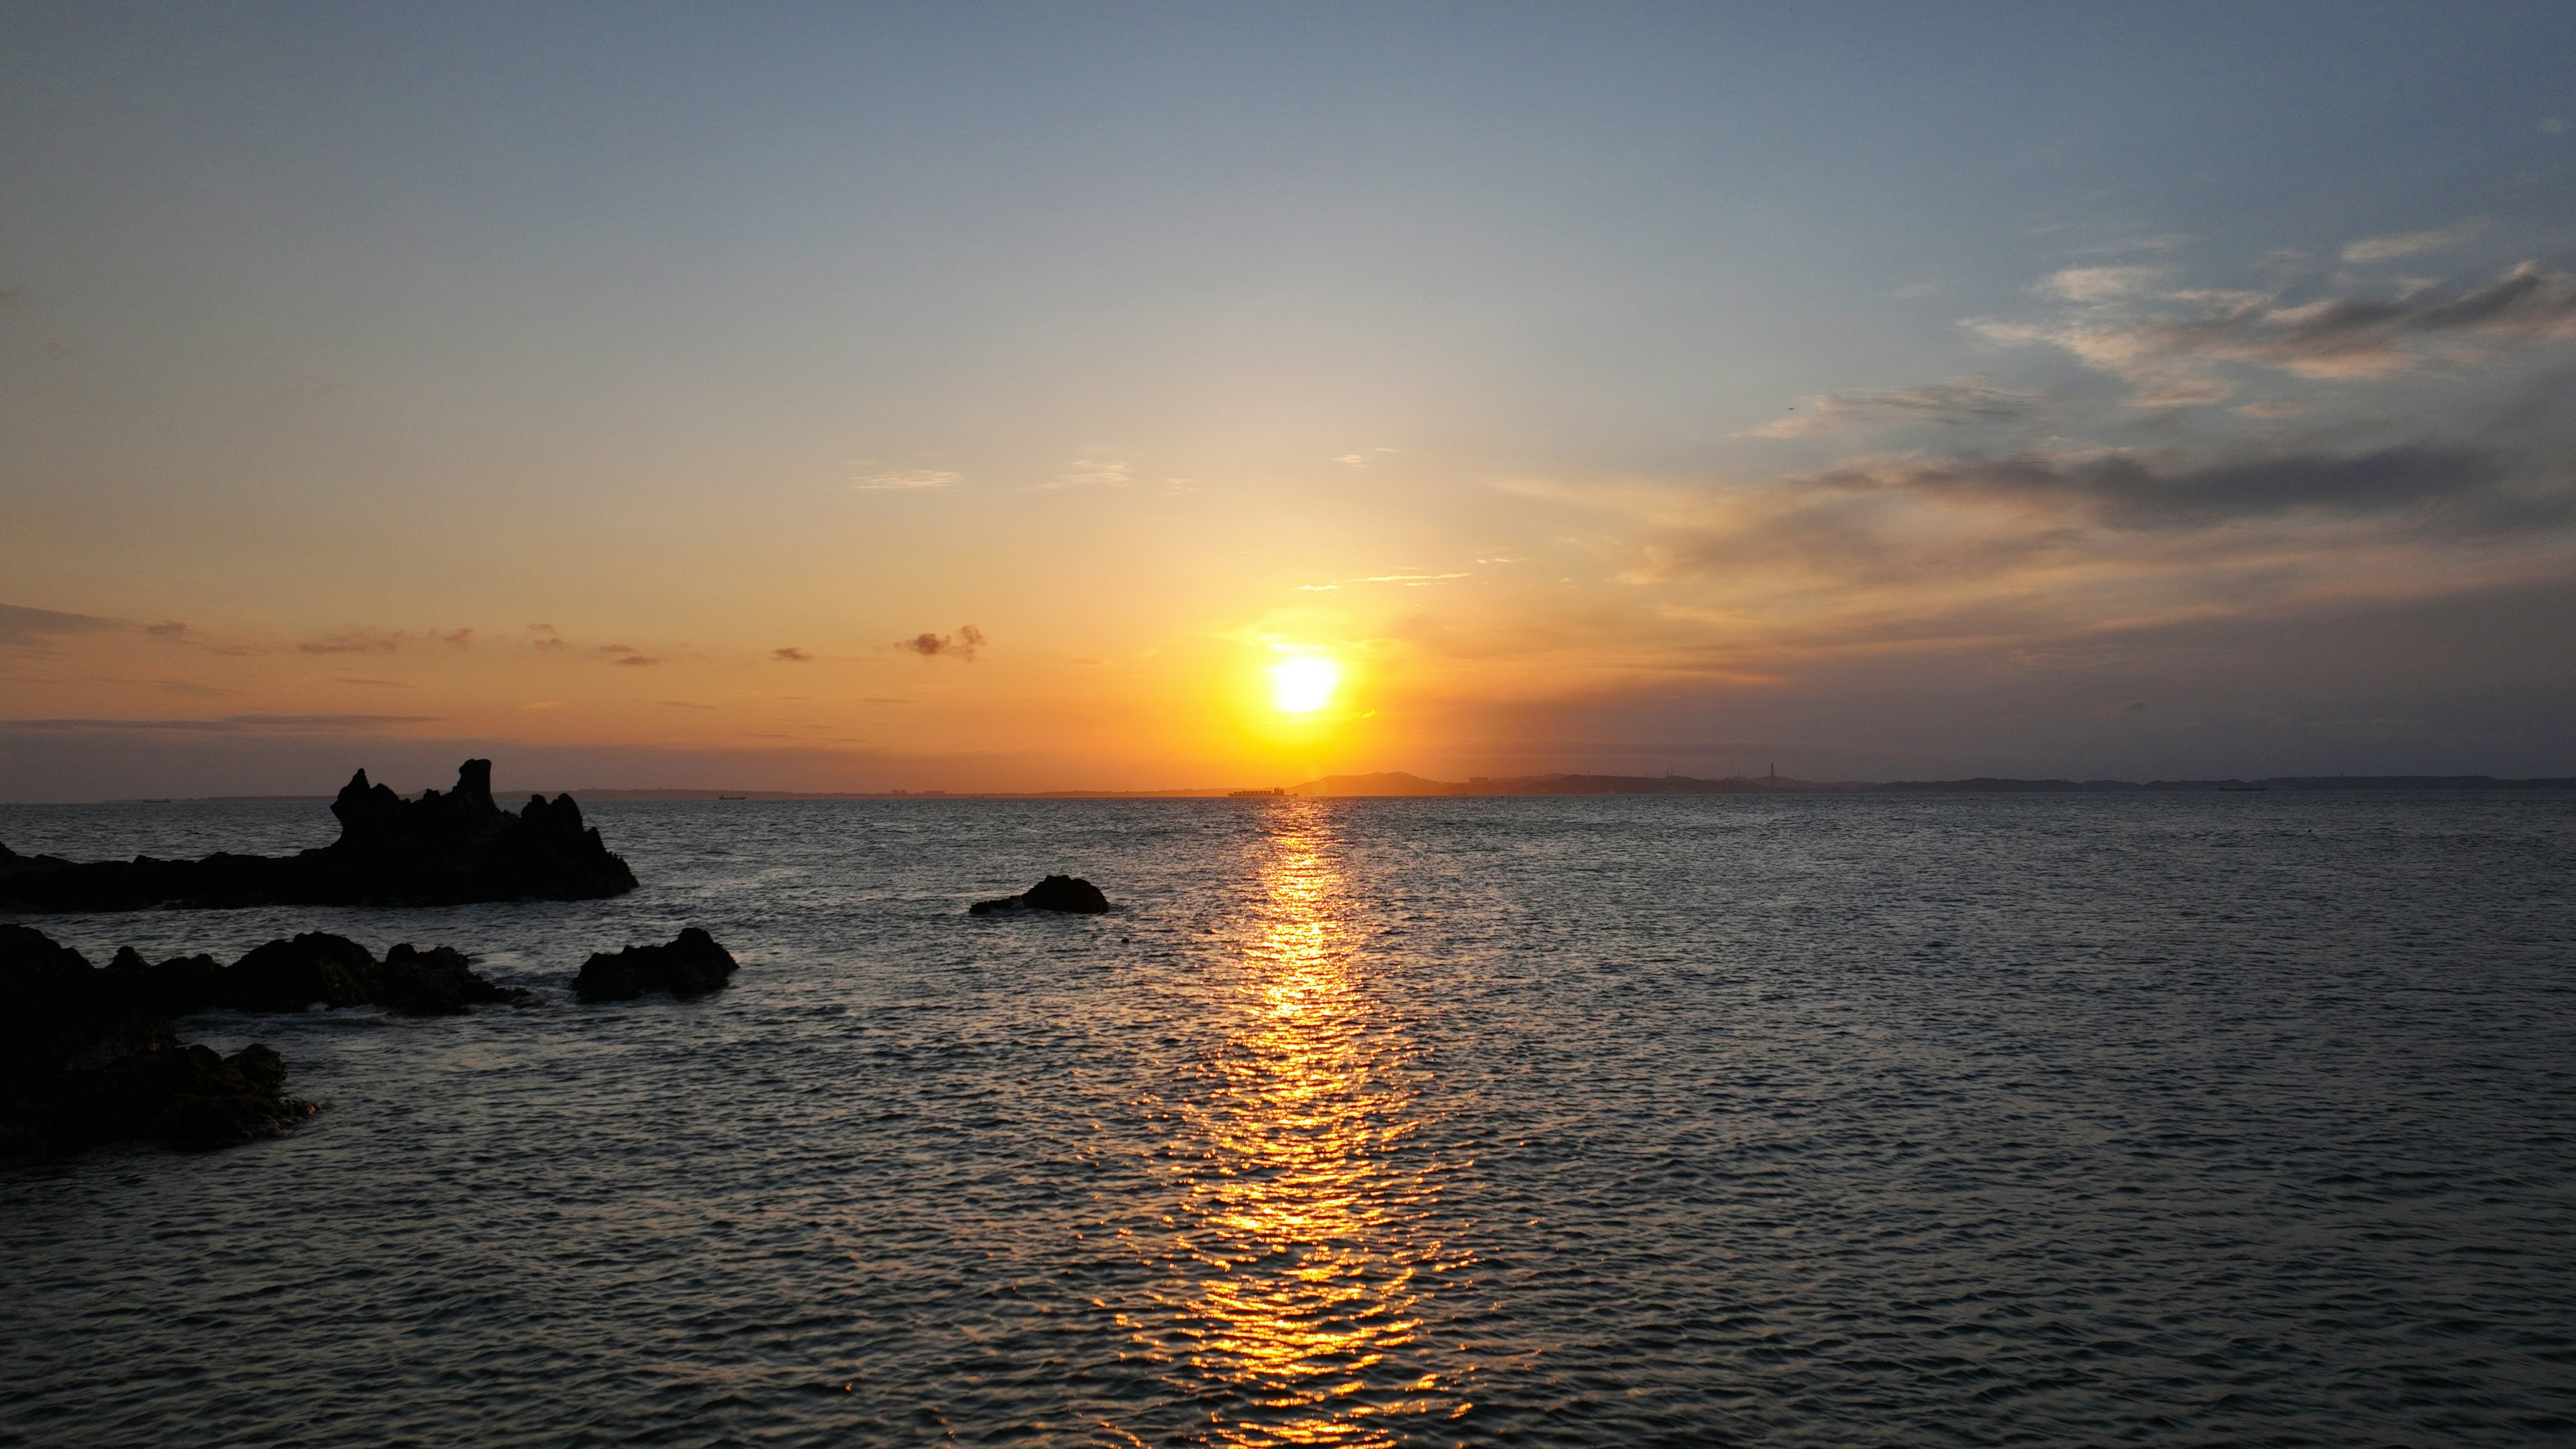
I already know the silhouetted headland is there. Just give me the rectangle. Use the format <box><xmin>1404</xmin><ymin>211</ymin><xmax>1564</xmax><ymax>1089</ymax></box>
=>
<box><xmin>0</xmin><ymin>758</ymin><xmax>637</xmax><ymax>911</ymax></box>
<box><xmin>970</xmin><ymin>875</ymin><xmax>1112</xmax><ymax>915</ymax></box>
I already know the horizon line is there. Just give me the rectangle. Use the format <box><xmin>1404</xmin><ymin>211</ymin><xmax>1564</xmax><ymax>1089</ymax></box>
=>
<box><xmin>61</xmin><ymin>767</ymin><xmax>2576</xmax><ymax>806</ymax></box>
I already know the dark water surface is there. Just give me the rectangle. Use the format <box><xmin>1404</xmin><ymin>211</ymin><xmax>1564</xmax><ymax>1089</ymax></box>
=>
<box><xmin>3</xmin><ymin>794</ymin><xmax>2572</xmax><ymax>1446</ymax></box>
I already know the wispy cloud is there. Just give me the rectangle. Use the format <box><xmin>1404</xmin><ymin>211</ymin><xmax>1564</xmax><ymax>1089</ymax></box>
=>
<box><xmin>852</xmin><ymin>468</ymin><xmax>962</xmax><ymax>491</ymax></box>
<box><xmin>1740</xmin><ymin>380</ymin><xmax>2043</xmax><ymax>439</ymax></box>
<box><xmin>2037</xmin><ymin>265</ymin><xmax>2166</xmax><ymax>303</ymax></box>
<box><xmin>1296</xmin><ymin>572</ymin><xmax>1470</xmax><ymax>592</ymax></box>
<box><xmin>0</xmin><ymin>713</ymin><xmax>438</xmax><ymax>734</ymax></box>
<box><xmin>297</xmin><ymin>629</ymin><xmax>405</xmax><ymax>655</ymax></box>
<box><xmin>1054</xmin><ymin>459</ymin><xmax>1130</xmax><ymax>488</ymax></box>
<box><xmin>0</xmin><ymin>602</ymin><xmax>119</xmax><ymax>645</ymax></box>
<box><xmin>1975</xmin><ymin>260</ymin><xmax>2576</xmax><ymax>404</ymax></box>
<box><xmin>771</xmin><ymin>647</ymin><xmax>812</xmax><ymax>661</ymax></box>
<box><xmin>2341</xmin><ymin>222</ymin><xmax>2479</xmax><ymax>264</ymax></box>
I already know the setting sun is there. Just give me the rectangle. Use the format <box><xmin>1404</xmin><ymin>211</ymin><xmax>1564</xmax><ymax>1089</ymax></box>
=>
<box><xmin>1267</xmin><ymin>655</ymin><xmax>1342</xmax><ymax>715</ymax></box>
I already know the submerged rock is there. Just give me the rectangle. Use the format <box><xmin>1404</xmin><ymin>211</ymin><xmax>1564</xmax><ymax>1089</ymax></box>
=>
<box><xmin>1</xmin><ymin>926</ymin><xmax>310</xmax><ymax>1157</ymax></box>
<box><xmin>969</xmin><ymin>874</ymin><xmax>1111</xmax><ymax>915</ymax></box>
<box><xmin>0</xmin><ymin>758</ymin><xmax>639</xmax><ymax>912</ymax></box>
<box><xmin>573</xmin><ymin>928</ymin><xmax>739</xmax><ymax>1002</ymax></box>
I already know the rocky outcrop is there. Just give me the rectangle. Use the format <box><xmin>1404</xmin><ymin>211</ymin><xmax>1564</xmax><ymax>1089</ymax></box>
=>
<box><xmin>572</xmin><ymin>928</ymin><xmax>738</xmax><ymax>1002</ymax></box>
<box><xmin>969</xmin><ymin>874</ymin><xmax>1111</xmax><ymax>915</ymax></box>
<box><xmin>1</xmin><ymin>925</ymin><xmax>311</xmax><ymax>1156</ymax></box>
<box><xmin>98</xmin><ymin>931</ymin><xmax>530</xmax><ymax>1017</ymax></box>
<box><xmin>0</xmin><ymin>758</ymin><xmax>638</xmax><ymax>912</ymax></box>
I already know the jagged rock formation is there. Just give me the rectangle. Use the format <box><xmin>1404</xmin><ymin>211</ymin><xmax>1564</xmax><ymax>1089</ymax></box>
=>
<box><xmin>1</xmin><ymin>924</ymin><xmax>311</xmax><ymax>1155</ymax></box>
<box><xmin>105</xmin><ymin>931</ymin><xmax>531</xmax><ymax>1016</ymax></box>
<box><xmin>0</xmin><ymin>759</ymin><xmax>638</xmax><ymax>911</ymax></box>
<box><xmin>969</xmin><ymin>874</ymin><xmax>1111</xmax><ymax>915</ymax></box>
<box><xmin>572</xmin><ymin>928</ymin><xmax>739</xmax><ymax>1002</ymax></box>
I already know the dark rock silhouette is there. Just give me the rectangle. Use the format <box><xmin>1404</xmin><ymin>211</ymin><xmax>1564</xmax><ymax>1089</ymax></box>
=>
<box><xmin>969</xmin><ymin>874</ymin><xmax>1111</xmax><ymax>915</ymax></box>
<box><xmin>0</xmin><ymin>758</ymin><xmax>638</xmax><ymax>912</ymax></box>
<box><xmin>5</xmin><ymin>923</ymin><xmax>176</xmax><ymax>1075</ymax></box>
<box><xmin>573</xmin><ymin>928</ymin><xmax>739</xmax><ymax>1002</ymax></box>
<box><xmin>1</xmin><ymin>925</ymin><xmax>311</xmax><ymax>1156</ymax></box>
<box><xmin>95</xmin><ymin>931</ymin><xmax>529</xmax><ymax>1017</ymax></box>
<box><xmin>378</xmin><ymin>944</ymin><xmax>524</xmax><ymax>1016</ymax></box>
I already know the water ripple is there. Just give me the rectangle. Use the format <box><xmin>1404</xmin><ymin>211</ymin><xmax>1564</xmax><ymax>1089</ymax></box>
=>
<box><xmin>1</xmin><ymin>792</ymin><xmax>2571</xmax><ymax>1445</ymax></box>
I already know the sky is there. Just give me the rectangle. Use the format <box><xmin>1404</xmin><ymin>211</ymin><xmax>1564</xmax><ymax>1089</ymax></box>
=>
<box><xmin>4</xmin><ymin>2</ymin><xmax>2574</xmax><ymax>799</ymax></box>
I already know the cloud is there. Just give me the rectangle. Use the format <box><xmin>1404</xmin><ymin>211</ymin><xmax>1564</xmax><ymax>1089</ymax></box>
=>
<box><xmin>614</xmin><ymin>655</ymin><xmax>660</xmax><ymax>667</ymax></box>
<box><xmin>1297</xmin><ymin>572</ymin><xmax>1469</xmax><ymax>592</ymax></box>
<box><xmin>771</xmin><ymin>647</ymin><xmax>812</xmax><ymax>661</ymax></box>
<box><xmin>1741</xmin><ymin>380</ymin><xmax>2043</xmax><ymax>438</ymax></box>
<box><xmin>2341</xmin><ymin>223</ymin><xmax>2477</xmax><ymax>264</ymax></box>
<box><xmin>529</xmin><ymin>623</ymin><xmax>566</xmax><ymax>651</ymax></box>
<box><xmin>853</xmin><ymin>468</ymin><xmax>961</xmax><ymax>491</ymax></box>
<box><xmin>2542</xmin><ymin>117</ymin><xmax>2569</xmax><ymax>136</ymax></box>
<box><xmin>2037</xmin><ymin>266</ymin><xmax>2165</xmax><ymax>303</ymax></box>
<box><xmin>298</xmin><ymin>629</ymin><xmax>405</xmax><ymax>655</ymax></box>
<box><xmin>133</xmin><ymin>618</ymin><xmax>266</xmax><ymax>657</ymax></box>
<box><xmin>437</xmin><ymin>629</ymin><xmax>473</xmax><ymax>647</ymax></box>
<box><xmin>0</xmin><ymin>713</ymin><xmax>438</xmax><ymax>734</ymax></box>
<box><xmin>1865</xmin><ymin>444</ymin><xmax>2530</xmax><ymax>531</ymax></box>
<box><xmin>329</xmin><ymin>677</ymin><xmax>409</xmax><ymax>688</ymax></box>
<box><xmin>1333</xmin><ymin>453</ymin><xmax>1370</xmax><ymax>467</ymax></box>
<box><xmin>0</xmin><ymin>284</ymin><xmax>22</xmax><ymax>307</ymax></box>
<box><xmin>898</xmin><ymin>624</ymin><xmax>985</xmax><ymax>661</ymax></box>
<box><xmin>1608</xmin><ymin>440</ymin><xmax>2569</xmax><ymax>628</ymax></box>
<box><xmin>1055</xmin><ymin>459</ymin><xmax>1130</xmax><ymax>488</ymax></box>
<box><xmin>1978</xmin><ymin>260</ymin><xmax>2576</xmax><ymax>403</ymax></box>
<box><xmin>0</xmin><ymin>602</ymin><xmax>119</xmax><ymax>645</ymax></box>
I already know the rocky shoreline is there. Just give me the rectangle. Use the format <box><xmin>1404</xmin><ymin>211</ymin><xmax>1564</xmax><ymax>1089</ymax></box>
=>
<box><xmin>1</xmin><ymin>922</ymin><xmax>740</xmax><ymax>1159</ymax></box>
<box><xmin>0</xmin><ymin>756</ymin><xmax>1117</xmax><ymax>1159</ymax></box>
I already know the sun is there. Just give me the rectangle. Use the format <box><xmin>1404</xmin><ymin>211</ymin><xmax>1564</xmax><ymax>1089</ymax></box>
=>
<box><xmin>1267</xmin><ymin>655</ymin><xmax>1342</xmax><ymax>714</ymax></box>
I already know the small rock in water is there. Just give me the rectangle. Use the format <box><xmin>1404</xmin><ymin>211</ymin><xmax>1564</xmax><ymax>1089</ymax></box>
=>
<box><xmin>969</xmin><ymin>874</ymin><xmax>1111</xmax><ymax>915</ymax></box>
<box><xmin>573</xmin><ymin>928</ymin><xmax>739</xmax><ymax>1002</ymax></box>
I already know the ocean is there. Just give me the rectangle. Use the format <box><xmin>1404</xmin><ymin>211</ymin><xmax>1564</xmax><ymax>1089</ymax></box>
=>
<box><xmin>2</xmin><ymin>793</ymin><xmax>2571</xmax><ymax>1446</ymax></box>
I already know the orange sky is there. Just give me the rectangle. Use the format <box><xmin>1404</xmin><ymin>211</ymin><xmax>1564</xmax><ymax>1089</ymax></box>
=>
<box><xmin>5</xmin><ymin>8</ymin><xmax>2575</xmax><ymax>798</ymax></box>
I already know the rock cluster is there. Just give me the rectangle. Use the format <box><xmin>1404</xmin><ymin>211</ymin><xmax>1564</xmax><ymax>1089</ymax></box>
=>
<box><xmin>572</xmin><ymin>928</ymin><xmax>739</xmax><ymax>1002</ymax></box>
<box><xmin>107</xmin><ymin>930</ymin><xmax>533</xmax><ymax>1017</ymax></box>
<box><xmin>0</xmin><ymin>759</ymin><xmax>638</xmax><ymax>912</ymax></box>
<box><xmin>969</xmin><ymin>874</ymin><xmax>1112</xmax><ymax>915</ymax></box>
<box><xmin>1</xmin><ymin>924</ymin><xmax>311</xmax><ymax>1155</ymax></box>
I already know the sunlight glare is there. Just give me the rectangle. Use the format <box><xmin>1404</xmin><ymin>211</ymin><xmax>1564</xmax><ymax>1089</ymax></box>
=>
<box><xmin>1268</xmin><ymin>655</ymin><xmax>1342</xmax><ymax>715</ymax></box>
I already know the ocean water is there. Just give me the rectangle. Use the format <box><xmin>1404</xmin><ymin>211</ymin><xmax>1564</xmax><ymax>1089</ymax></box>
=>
<box><xmin>2</xmin><ymin>793</ymin><xmax>2572</xmax><ymax>1447</ymax></box>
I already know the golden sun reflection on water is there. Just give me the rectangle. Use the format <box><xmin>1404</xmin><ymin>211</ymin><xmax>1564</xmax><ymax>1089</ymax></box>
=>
<box><xmin>1132</xmin><ymin>810</ymin><xmax>1468</xmax><ymax>1446</ymax></box>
